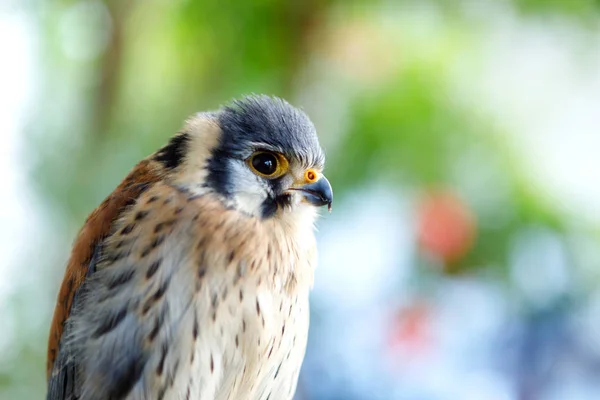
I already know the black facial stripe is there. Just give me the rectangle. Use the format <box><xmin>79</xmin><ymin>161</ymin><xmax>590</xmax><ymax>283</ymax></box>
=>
<box><xmin>205</xmin><ymin>149</ymin><xmax>232</xmax><ymax>198</ymax></box>
<box><xmin>261</xmin><ymin>194</ymin><xmax>292</xmax><ymax>219</ymax></box>
<box><xmin>260</xmin><ymin>177</ymin><xmax>289</xmax><ymax>218</ymax></box>
<box><xmin>154</xmin><ymin>133</ymin><xmax>190</xmax><ymax>169</ymax></box>
<box><xmin>261</xmin><ymin>199</ymin><xmax>278</xmax><ymax>219</ymax></box>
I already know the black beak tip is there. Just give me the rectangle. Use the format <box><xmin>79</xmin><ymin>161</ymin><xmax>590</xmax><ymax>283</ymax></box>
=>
<box><xmin>299</xmin><ymin>176</ymin><xmax>333</xmax><ymax>210</ymax></box>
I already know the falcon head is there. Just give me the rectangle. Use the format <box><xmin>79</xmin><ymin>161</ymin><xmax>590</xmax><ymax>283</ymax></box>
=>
<box><xmin>155</xmin><ymin>95</ymin><xmax>333</xmax><ymax>220</ymax></box>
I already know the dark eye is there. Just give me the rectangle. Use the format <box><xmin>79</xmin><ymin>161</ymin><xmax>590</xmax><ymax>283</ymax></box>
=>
<box><xmin>247</xmin><ymin>151</ymin><xmax>289</xmax><ymax>178</ymax></box>
<box><xmin>252</xmin><ymin>152</ymin><xmax>277</xmax><ymax>175</ymax></box>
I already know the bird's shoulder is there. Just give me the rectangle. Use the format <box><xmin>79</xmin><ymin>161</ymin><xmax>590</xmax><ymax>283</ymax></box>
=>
<box><xmin>46</xmin><ymin>158</ymin><xmax>164</xmax><ymax>377</ymax></box>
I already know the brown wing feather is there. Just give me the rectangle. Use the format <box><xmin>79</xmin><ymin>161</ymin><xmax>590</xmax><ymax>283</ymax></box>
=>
<box><xmin>46</xmin><ymin>159</ymin><xmax>163</xmax><ymax>378</ymax></box>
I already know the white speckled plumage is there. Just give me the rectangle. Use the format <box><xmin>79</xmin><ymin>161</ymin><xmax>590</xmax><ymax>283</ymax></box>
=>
<box><xmin>46</xmin><ymin>95</ymin><xmax>331</xmax><ymax>400</ymax></box>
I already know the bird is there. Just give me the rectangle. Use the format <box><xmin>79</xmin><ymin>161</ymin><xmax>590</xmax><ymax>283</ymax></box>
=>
<box><xmin>46</xmin><ymin>94</ymin><xmax>333</xmax><ymax>400</ymax></box>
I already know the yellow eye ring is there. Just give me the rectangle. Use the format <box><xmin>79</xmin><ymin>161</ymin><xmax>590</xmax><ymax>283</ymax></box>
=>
<box><xmin>304</xmin><ymin>168</ymin><xmax>319</xmax><ymax>183</ymax></box>
<box><xmin>247</xmin><ymin>151</ymin><xmax>289</xmax><ymax>179</ymax></box>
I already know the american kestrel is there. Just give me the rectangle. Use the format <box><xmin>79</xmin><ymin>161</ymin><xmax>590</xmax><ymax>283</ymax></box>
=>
<box><xmin>46</xmin><ymin>95</ymin><xmax>333</xmax><ymax>400</ymax></box>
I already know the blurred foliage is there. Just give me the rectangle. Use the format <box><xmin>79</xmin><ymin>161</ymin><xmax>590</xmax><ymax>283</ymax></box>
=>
<box><xmin>428</xmin><ymin>0</ymin><xmax>600</xmax><ymax>19</ymax></box>
<box><xmin>328</xmin><ymin>66</ymin><xmax>566</xmax><ymax>274</ymax></box>
<box><xmin>513</xmin><ymin>0</ymin><xmax>600</xmax><ymax>18</ymax></box>
<box><xmin>4</xmin><ymin>0</ymin><xmax>600</xmax><ymax>397</ymax></box>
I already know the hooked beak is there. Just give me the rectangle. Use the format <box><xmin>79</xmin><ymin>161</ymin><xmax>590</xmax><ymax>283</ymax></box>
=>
<box><xmin>290</xmin><ymin>175</ymin><xmax>333</xmax><ymax>212</ymax></box>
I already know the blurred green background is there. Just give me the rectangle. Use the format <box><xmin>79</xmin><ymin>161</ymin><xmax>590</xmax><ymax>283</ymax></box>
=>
<box><xmin>2</xmin><ymin>0</ymin><xmax>600</xmax><ymax>399</ymax></box>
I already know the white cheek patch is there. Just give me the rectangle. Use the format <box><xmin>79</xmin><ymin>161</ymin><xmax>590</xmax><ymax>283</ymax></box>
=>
<box><xmin>228</xmin><ymin>161</ymin><xmax>270</xmax><ymax>217</ymax></box>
